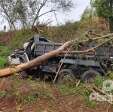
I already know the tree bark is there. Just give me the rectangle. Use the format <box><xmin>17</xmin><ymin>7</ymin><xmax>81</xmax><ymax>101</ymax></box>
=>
<box><xmin>0</xmin><ymin>33</ymin><xmax>113</xmax><ymax>77</ymax></box>
<box><xmin>0</xmin><ymin>41</ymin><xmax>72</xmax><ymax>77</ymax></box>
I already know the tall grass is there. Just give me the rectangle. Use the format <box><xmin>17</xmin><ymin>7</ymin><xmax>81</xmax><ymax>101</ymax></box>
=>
<box><xmin>0</xmin><ymin>45</ymin><xmax>11</xmax><ymax>68</ymax></box>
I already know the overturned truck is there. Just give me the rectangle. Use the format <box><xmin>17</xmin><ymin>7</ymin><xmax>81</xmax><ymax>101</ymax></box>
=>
<box><xmin>8</xmin><ymin>34</ymin><xmax>113</xmax><ymax>82</ymax></box>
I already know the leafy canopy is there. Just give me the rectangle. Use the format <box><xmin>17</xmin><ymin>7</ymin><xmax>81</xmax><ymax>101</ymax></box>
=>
<box><xmin>92</xmin><ymin>0</ymin><xmax>113</xmax><ymax>18</ymax></box>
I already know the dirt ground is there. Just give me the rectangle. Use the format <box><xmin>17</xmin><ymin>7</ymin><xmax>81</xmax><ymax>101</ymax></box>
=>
<box><xmin>0</xmin><ymin>90</ymin><xmax>113</xmax><ymax>112</ymax></box>
<box><xmin>0</xmin><ymin>77</ymin><xmax>113</xmax><ymax>112</ymax></box>
<box><xmin>0</xmin><ymin>32</ymin><xmax>14</xmax><ymax>44</ymax></box>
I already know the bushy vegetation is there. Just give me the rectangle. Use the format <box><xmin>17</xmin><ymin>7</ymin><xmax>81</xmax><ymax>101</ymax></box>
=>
<box><xmin>7</xmin><ymin>22</ymin><xmax>80</xmax><ymax>48</ymax></box>
<box><xmin>58</xmin><ymin>82</ymin><xmax>98</xmax><ymax>108</ymax></box>
<box><xmin>92</xmin><ymin>0</ymin><xmax>113</xmax><ymax>32</ymax></box>
<box><xmin>9</xmin><ymin>29</ymin><xmax>34</xmax><ymax>49</ymax></box>
<box><xmin>0</xmin><ymin>45</ymin><xmax>11</xmax><ymax>68</ymax></box>
<box><xmin>0</xmin><ymin>57</ymin><xmax>7</xmax><ymax>68</ymax></box>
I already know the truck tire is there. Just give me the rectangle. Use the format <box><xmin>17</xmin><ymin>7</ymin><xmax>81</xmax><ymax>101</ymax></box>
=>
<box><xmin>57</xmin><ymin>69</ymin><xmax>75</xmax><ymax>84</ymax></box>
<box><xmin>81</xmin><ymin>69</ymin><xmax>101</xmax><ymax>83</ymax></box>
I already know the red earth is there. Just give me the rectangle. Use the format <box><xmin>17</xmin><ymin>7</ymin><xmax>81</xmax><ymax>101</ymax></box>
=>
<box><xmin>0</xmin><ymin>32</ymin><xmax>14</xmax><ymax>44</ymax></box>
<box><xmin>0</xmin><ymin>78</ymin><xmax>113</xmax><ymax>112</ymax></box>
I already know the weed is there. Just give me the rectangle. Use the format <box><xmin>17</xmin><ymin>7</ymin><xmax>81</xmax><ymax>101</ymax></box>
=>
<box><xmin>0</xmin><ymin>45</ymin><xmax>11</xmax><ymax>57</ymax></box>
<box><xmin>107</xmin><ymin>71</ymin><xmax>113</xmax><ymax>80</ymax></box>
<box><xmin>83</xmin><ymin>88</ymin><xmax>97</xmax><ymax>108</ymax></box>
<box><xmin>0</xmin><ymin>91</ymin><xmax>7</xmax><ymax>98</ymax></box>
<box><xmin>58</xmin><ymin>82</ymin><xmax>97</xmax><ymax>108</ymax></box>
<box><xmin>58</xmin><ymin>82</ymin><xmax>84</xmax><ymax>96</ymax></box>
<box><xmin>15</xmin><ymin>90</ymin><xmax>39</xmax><ymax>104</ymax></box>
<box><xmin>94</xmin><ymin>75</ymin><xmax>103</xmax><ymax>88</ymax></box>
<box><xmin>0</xmin><ymin>45</ymin><xmax>11</xmax><ymax>68</ymax></box>
<box><xmin>58</xmin><ymin>84</ymin><xmax>76</xmax><ymax>95</ymax></box>
<box><xmin>23</xmin><ymin>93</ymin><xmax>38</xmax><ymax>104</ymax></box>
<box><xmin>0</xmin><ymin>57</ymin><xmax>7</xmax><ymax>68</ymax></box>
<box><xmin>9</xmin><ymin>29</ymin><xmax>34</xmax><ymax>49</ymax></box>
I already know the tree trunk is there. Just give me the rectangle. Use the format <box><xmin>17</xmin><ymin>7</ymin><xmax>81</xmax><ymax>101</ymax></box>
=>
<box><xmin>109</xmin><ymin>17</ymin><xmax>113</xmax><ymax>32</ymax></box>
<box><xmin>0</xmin><ymin>41</ymin><xmax>72</xmax><ymax>77</ymax></box>
<box><xmin>108</xmin><ymin>0</ymin><xmax>113</xmax><ymax>32</ymax></box>
<box><xmin>0</xmin><ymin>33</ymin><xmax>113</xmax><ymax>77</ymax></box>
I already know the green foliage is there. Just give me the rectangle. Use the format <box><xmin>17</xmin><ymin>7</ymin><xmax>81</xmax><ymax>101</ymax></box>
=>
<box><xmin>47</xmin><ymin>22</ymin><xmax>79</xmax><ymax>42</ymax></box>
<box><xmin>83</xmin><ymin>89</ymin><xmax>97</xmax><ymax>108</ymax></box>
<box><xmin>0</xmin><ymin>91</ymin><xmax>7</xmax><ymax>98</ymax></box>
<box><xmin>9</xmin><ymin>29</ymin><xmax>34</xmax><ymax>49</ymax></box>
<box><xmin>92</xmin><ymin>0</ymin><xmax>113</xmax><ymax>18</ymax></box>
<box><xmin>0</xmin><ymin>45</ymin><xmax>11</xmax><ymax>68</ymax></box>
<box><xmin>58</xmin><ymin>84</ymin><xmax>78</xmax><ymax>95</ymax></box>
<box><xmin>58</xmin><ymin>82</ymin><xmax>87</xmax><ymax>96</ymax></box>
<box><xmin>0</xmin><ymin>57</ymin><xmax>7</xmax><ymax>68</ymax></box>
<box><xmin>58</xmin><ymin>82</ymin><xmax>97</xmax><ymax>108</ymax></box>
<box><xmin>94</xmin><ymin>75</ymin><xmax>103</xmax><ymax>88</ymax></box>
<box><xmin>81</xmin><ymin>7</ymin><xmax>96</xmax><ymax>21</ymax></box>
<box><xmin>16</xmin><ymin>91</ymin><xmax>38</xmax><ymax>104</ymax></box>
<box><xmin>0</xmin><ymin>45</ymin><xmax>11</xmax><ymax>57</ymax></box>
<box><xmin>92</xmin><ymin>0</ymin><xmax>113</xmax><ymax>31</ymax></box>
<box><xmin>1</xmin><ymin>21</ymin><xmax>80</xmax><ymax>49</ymax></box>
<box><xmin>104</xmin><ymin>71</ymin><xmax>113</xmax><ymax>83</ymax></box>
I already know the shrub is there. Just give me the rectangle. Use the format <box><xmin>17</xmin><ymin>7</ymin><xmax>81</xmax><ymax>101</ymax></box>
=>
<box><xmin>0</xmin><ymin>57</ymin><xmax>7</xmax><ymax>68</ymax></box>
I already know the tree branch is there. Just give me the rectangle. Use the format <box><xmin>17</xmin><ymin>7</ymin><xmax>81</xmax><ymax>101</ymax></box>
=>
<box><xmin>32</xmin><ymin>0</ymin><xmax>48</xmax><ymax>26</ymax></box>
<box><xmin>38</xmin><ymin>9</ymin><xmax>56</xmax><ymax>18</ymax></box>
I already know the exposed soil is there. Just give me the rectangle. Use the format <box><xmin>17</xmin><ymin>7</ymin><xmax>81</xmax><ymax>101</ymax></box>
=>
<box><xmin>0</xmin><ymin>78</ymin><xmax>113</xmax><ymax>112</ymax></box>
<box><xmin>0</xmin><ymin>32</ymin><xmax>14</xmax><ymax>44</ymax></box>
<box><xmin>0</xmin><ymin>97</ymin><xmax>16</xmax><ymax>112</ymax></box>
<box><xmin>23</xmin><ymin>87</ymin><xmax>113</xmax><ymax>112</ymax></box>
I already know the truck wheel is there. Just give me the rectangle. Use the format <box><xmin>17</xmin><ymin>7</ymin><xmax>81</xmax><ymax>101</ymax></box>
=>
<box><xmin>57</xmin><ymin>69</ymin><xmax>75</xmax><ymax>84</ymax></box>
<box><xmin>81</xmin><ymin>69</ymin><xmax>101</xmax><ymax>83</ymax></box>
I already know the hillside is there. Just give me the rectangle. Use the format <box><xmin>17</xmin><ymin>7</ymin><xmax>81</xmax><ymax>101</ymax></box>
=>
<box><xmin>0</xmin><ymin>21</ymin><xmax>113</xmax><ymax>112</ymax></box>
<box><xmin>0</xmin><ymin>0</ymin><xmax>113</xmax><ymax>111</ymax></box>
<box><xmin>0</xmin><ymin>76</ymin><xmax>113</xmax><ymax>112</ymax></box>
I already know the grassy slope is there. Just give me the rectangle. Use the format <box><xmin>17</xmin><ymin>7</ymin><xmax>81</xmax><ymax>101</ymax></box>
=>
<box><xmin>0</xmin><ymin>75</ymin><xmax>113</xmax><ymax>112</ymax></box>
<box><xmin>0</xmin><ymin>29</ymin><xmax>34</xmax><ymax>68</ymax></box>
<box><xmin>0</xmin><ymin>20</ymin><xmax>113</xmax><ymax>111</ymax></box>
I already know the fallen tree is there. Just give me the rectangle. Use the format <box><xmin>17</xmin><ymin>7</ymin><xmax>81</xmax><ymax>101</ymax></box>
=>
<box><xmin>0</xmin><ymin>40</ymin><xmax>97</xmax><ymax>77</ymax></box>
<box><xmin>0</xmin><ymin>33</ymin><xmax>113</xmax><ymax>77</ymax></box>
<box><xmin>0</xmin><ymin>41</ymin><xmax>73</xmax><ymax>77</ymax></box>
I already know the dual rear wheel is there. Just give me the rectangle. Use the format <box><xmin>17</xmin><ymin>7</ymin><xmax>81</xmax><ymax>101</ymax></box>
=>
<box><xmin>57</xmin><ymin>69</ymin><xmax>102</xmax><ymax>83</ymax></box>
